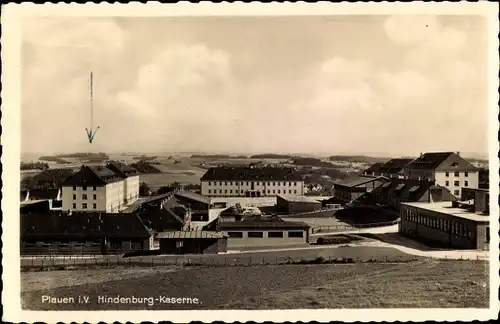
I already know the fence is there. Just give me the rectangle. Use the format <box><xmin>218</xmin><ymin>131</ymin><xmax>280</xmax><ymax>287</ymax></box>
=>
<box><xmin>311</xmin><ymin>220</ymin><xmax>400</xmax><ymax>234</ymax></box>
<box><xmin>20</xmin><ymin>251</ymin><xmax>485</xmax><ymax>271</ymax></box>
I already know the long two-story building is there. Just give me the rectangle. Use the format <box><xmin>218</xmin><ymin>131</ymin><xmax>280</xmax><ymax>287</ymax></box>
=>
<box><xmin>61</xmin><ymin>163</ymin><xmax>140</xmax><ymax>213</ymax></box>
<box><xmin>200</xmin><ymin>166</ymin><xmax>304</xmax><ymax>198</ymax></box>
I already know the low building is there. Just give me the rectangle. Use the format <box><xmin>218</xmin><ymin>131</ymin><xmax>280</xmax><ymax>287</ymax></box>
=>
<box><xmin>370</xmin><ymin>179</ymin><xmax>457</xmax><ymax>210</ymax></box>
<box><xmin>376</xmin><ymin>158</ymin><xmax>413</xmax><ymax>178</ymax></box>
<box><xmin>399</xmin><ymin>191</ymin><xmax>490</xmax><ymax>250</ymax></box>
<box><xmin>332</xmin><ymin>175</ymin><xmax>388</xmax><ymax>204</ymax></box>
<box><xmin>362</xmin><ymin>163</ymin><xmax>384</xmax><ymax>176</ymax></box>
<box><xmin>218</xmin><ymin>216</ymin><xmax>310</xmax><ymax>250</ymax></box>
<box><xmin>20</xmin><ymin>212</ymin><xmax>153</xmax><ymax>255</ymax></box>
<box><xmin>156</xmin><ymin>231</ymin><xmax>228</xmax><ymax>254</ymax></box>
<box><xmin>20</xmin><ymin>188</ymin><xmax>62</xmax><ymax>210</ymax></box>
<box><xmin>276</xmin><ymin>195</ymin><xmax>322</xmax><ymax>214</ymax></box>
<box><xmin>200</xmin><ymin>165</ymin><xmax>304</xmax><ymax>197</ymax></box>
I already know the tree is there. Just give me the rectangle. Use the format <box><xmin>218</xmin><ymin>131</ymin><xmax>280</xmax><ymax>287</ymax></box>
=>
<box><xmin>139</xmin><ymin>182</ymin><xmax>152</xmax><ymax>196</ymax></box>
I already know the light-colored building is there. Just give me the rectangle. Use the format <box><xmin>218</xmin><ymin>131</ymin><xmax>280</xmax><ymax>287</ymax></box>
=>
<box><xmin>218</xmin><ymin>217</ymin><xmax>310</xmax><ymax>250</ymax></box>
<box><xmin>200</xmin><ymin>165</ymin><xmax>305</xmax><ymax>198</ymax></box>
<box><xmin>402</xmin><ymin>152</ymin><xmax>479</xmax><ymax>197</ymax></box>
<box><xmin>61</xmin><ymin>164</ymin><xmax>140</xmax><ymax>213</ymax></box>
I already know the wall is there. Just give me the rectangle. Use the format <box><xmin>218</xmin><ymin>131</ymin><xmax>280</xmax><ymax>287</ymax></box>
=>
<box><xmin>62</xmin><ymin>185</ymin><xmax>107</xmax><ymax>212</ymax></box>
<box><xmin>202</xmin><ymin>180</ymin><xmax>304</xmax><ymax>197</ymax></box>
<box><xmin>435</xmin><ymin>171</ymin><xmax>479</xmax><ymax>197</ymax></box>
<box><xmin>225</xmin><ymin>229</ymin><xmax>308</xmax><ymax>249</ymax></box>
<box><xmin>159</xmin><ymin>238</ymin><xmax>224</xmax><ymax>254</ymax></box>
<box><xmin>105</xmin><ymin>181</ymin><xmax>125</xmax><ymax>212</ymax></box>
<box><xmin>399</xmin><ymin>205</ymin><xmax>485</xmax><ymax>250</ymax></box>
<box><xmin>125</xmin><ymin>175</ymin><xmax>140</xmax><ymax>204</ymax></box>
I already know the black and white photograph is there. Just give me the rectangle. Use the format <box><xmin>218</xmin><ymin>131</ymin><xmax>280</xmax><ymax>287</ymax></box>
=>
<box><xmin>1</xmin><ymin>2</ymin><xmax>499</xmax><ymax>323</ymax></box>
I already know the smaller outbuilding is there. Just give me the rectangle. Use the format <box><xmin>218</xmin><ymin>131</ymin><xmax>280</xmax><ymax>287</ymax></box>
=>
<box><xmin>276</xmin><ymin>195</ymin><xmax>322</xmax><ymax>214</ymax></box>
<box><xmin>156</xmin><ymin>230</ymin><xmax>228</xmax><ymax>254</ymax></box>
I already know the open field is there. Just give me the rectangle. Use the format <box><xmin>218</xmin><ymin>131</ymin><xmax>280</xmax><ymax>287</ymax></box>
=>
<box><xmin>21</xmin><ymin>259</ymin><xmax>489</xmax><ymax>310</ymax></box>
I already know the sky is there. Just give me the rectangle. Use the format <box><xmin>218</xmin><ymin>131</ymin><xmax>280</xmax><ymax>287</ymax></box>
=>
<box><xmin>21</xmin><ymin>15</ymin><xmax>489</xmax><ymax>157</ymax></box>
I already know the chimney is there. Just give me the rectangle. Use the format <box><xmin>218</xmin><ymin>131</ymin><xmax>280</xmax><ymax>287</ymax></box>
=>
<box><xmin>456</xmin><ymin>151</ymin><xmax>460</xmax><ymax>156</ymax></box>
<box><xmin>419</xmin><ymin>152</ymin><xmax>423</xmax><ymax>157</ymax></box>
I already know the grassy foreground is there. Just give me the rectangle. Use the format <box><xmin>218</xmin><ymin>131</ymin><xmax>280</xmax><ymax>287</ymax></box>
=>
<box><xmin>22</xmin><ymin>259</ymin><xmax>488</xmax><ymax>310</ymax></box>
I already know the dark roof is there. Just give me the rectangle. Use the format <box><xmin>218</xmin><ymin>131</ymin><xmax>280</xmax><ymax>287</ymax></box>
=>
<box><xmin>378</xmin><ymin>158</ymin><xmax>413</xmax><ymax>174</ymax></box>
<box><xmin>371</xmin><ymin>178</ymin><xmax>433</xmax><ymax>202</ymax></box>
<box><xmin>218</xmin><ymin>216</ymin><xmax>310</xmax><ymax>230</ymax></box>
<box><xmin>200</xmin><ymin>166</ymin><xmax>302</xmax><ymax>181</ymax></box>
<box><xmin>26</xmin><ymin>188</ymin><xmax>60</xmax><ymax>200</ymax></box>
<box><xmin>106</xmin><ymin>162</ymin><xmax>138</xmax><ymax>177</ymax></box>
<box><xmin>174</xmin><ymin>191</ymin><xmax>211</xmax><ymax>205</ymax></box>
<box><xmin>362</xmin><ymin>163</ymin><xmax>384</xmax><ymax>174</ymax></box>
<box><xmin>136</xmin><ymin>196</ymin><xmax>186</xmax><ymax>232</ymax></box>
<box><xmin>333</xmin><ymin>175</ymin><xmax>387</xmax><ymax>188</ymax></box>
<box><xmin>61</xmin><ymin>165</ymin><xmax>123</xmax><ymax>187</ymax></box>
<box><xmin>21</xmin><ymin>212</ymin><xmax>151</xmax><ymax>240</ymax></box>
<box><xmin>404</xmin><ymin>152</ymin><xmax>453</xmax><ymax>170</ymax></box>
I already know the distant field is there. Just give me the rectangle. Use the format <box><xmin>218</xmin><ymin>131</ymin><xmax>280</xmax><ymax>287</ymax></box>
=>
<box><xmin>21</xmin><ymin>259</ymin><xmax>488</xmax><ymax>309</ymax></box>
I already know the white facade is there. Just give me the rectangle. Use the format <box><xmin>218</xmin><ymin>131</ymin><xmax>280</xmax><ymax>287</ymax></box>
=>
<box><xmin>434</xmin><ymin>170</ymin><xmax>479</xmax><ymax>197</ymax></box>
<box><xmin>62</xmin><ymin>176</ymin><xmax>140</xmax><ymax>213</ymax></box>
<box><xmin>201</xmin><ymin>180</ymin><xmax>305</xmax><ymax>197</ymax></box>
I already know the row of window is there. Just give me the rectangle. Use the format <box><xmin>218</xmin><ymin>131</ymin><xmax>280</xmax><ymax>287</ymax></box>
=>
<box><xmin>445</xmin><ymin>172</ymin><xmax>469</xmax><ymax>177</ymax></box>
<box><xmin>207</xmin><ymin>181</ymin><xmax>299</xmax><ymax>187</ymax></box>
<box><xmin>22</xmin><ymin>240</ymin><xmax>143</xmax><ymax>250</ymax></box>
<box><xmin>73</xmin><ymin>203</ymin><xmax>97</xmax><ymax>209</ymax></box>
<box><xmin>72</xmin><ymin>185</ymin><xmax>98</xmax><ymax>191</ymax></box>
<box><xmin>227</xmin><ymin>231</ymin><xmax>304</xmax><ymax>238</ymax></box>
<box><xmin>208</xmin><ymin>189</ymin><xmax>298</xmax><ymax>195</ymax></box>
<box><xmin>444</xmin><ymin>180</ymin><xmax>468</xmax><ymax>187</ymax></box>
<box><xmin>402</xmin><ymin>209</ymin><xmax>472</xmax><ymax>238</ymax></box>
<box><xmin>73</xmin><ymin>194</ymin><xmax>97</xmax><ymax>200</ymax></box>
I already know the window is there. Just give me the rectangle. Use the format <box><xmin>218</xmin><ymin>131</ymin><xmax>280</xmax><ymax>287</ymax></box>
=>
<box><xmin>73</xmin><ymin>194</ymin><xmax>76</xmax><ymax>200</ymax></box>
<box><xmin>228</xmin><ymin>232</ymin><xmax>243</xmax><ymax>238</ymax></box>
<box><xmin>93</xmin><ymin>194</ymin><xmax>97</xmax><ymax>200</ymax></box>
<box><xmin>230</xmin><ymin>182</ymin><xmax>233</xmax><ymax>186</ymax></box>
<box><xmin>278</xmin><ymin>190</ymin><xmax>281</xmax><ymax>194</ymax></box>
<box><xmin>246</xmin><ymin>182</ymin><xmax>249</xmax><ymax>186</ymax></box>
<box><xmin>241</xmin><ymin>190</ymin><xmax>243</xmax><ymax>194</ymax></box>
<box><xmin>486</xmin><ymin>227</ymin><xmax>490</xmax><ymax>242</ymax></box>
<box><xmin>464</xmin><ymin>181</ymin><xmax>468</xmax><ymax>187</ymax></box>
<box><xmin>82</xmin><ymin>186</ymin><xmax>87</xmax><ymax>190</ymax></box>
<box><xmin>110</xmin><ymin>241</ymin><xmax>122</xmax><ymax>250</ymax></box>
<box><xmin>464</xmin><ymin>172</ymin><xmax>468</xmax><ymax>177</ymax></box>
<box><xmin>225</xmin><ymin>190</ymin><xmax>228</xmax><ymax>194</ymax></box>
<box><xmin>93</xmin><ymin>203</ymin><xmax>97</xmax><ymax>209</ymax></box>
<box><xmin>445</xmin><ymin>172</ymin><xmax>450</xmax><ymax>177</ymax></box>
<box><xmin>72</xmin><ymin>203</ymin><xmax>76</xmax><ymax>209</ymax></box>
<box><xmin>230</xmin><ymin>189</ymin><xmax>233</xmax><ymax>194</ymax></box>
<box><xmin>220</xmin><ymin>182</ymin><xmax>223</xmax><ymax>186</ymax></box>
<box><xmin>289</xmin><ymin>182</ymin><xmax>292</xmax><ymax>186</ymax></box>
<box><xmin>288</xmin><ymin>231</ymin><xmax>304</xmax><ymax>238</ymax></box>
<box><xmin>131</xmin><ymin>241</ymin><xmax>142</xmax><ymax>251</ymax></box>
<box><xmin>283</xmin><ymin>182</ymin><xmax>286</xmax><ymax>186</ymax></box>
<box><xmin>208</xmin><ymin>189</ymin><xmax>211</xmax><ymax>194</ymax></box>
<box><xmin>454</xmin><ymin>181</ymin><xmax>459</xmax><ymax>186</ymax></box>
<box><xmin>248</xmin><ymin>232</ymin><xmax>263</xmax><ymax>238</ymax></box>
<box><xmin>294</xmin><ymin>182</ymin><xmax>297</xmax><ymax>186</ymax></box>
<box><xmin>267</xmin><ymin>190</ymin><xmax>271</xmax><ymax>194</ymax></box>
<box><xmin>93</xmin><ymin>186</ymin><xmax>96</xmax><ymax>191</ymax></box>
<box><xmin>224</xmin><ymin>182</ymin><xmax>227</xmax><ymax>186</ymax></box>
<box><xmin>82</xmin><ymin>203</ymin><xmax>87</xmax><ymax>209</ymax></box>
<box><xmin>82</xmin><ymin>194</ymin><xmax>87</xmax><ymax>200</ymax></box>
<box><xmin>289</xmin><ymin>190</ymin><xmax>292</xmax><ymax>194</ymax></box>
<box><xmin>454</xmin><ymin>172</ymin><xmax>459</xmax><ymax>177</ymax></box>
<box><xmin>294</xmin><ymin>190</ymin><xmax>297</xmax><ymax>194</ymax></box>
<box><xmin>445</xmin><ymin>181</ymin><xmax>449</xmax><ymax>186</ymax></box>
<box><xmin>268</xmin><ymin>231</ymin><xmax>284</xmax><ymax>238</ymax></box>
<box><xmin>273</xmin><ymin>190</ymin><xmax>276</xmax><ymax>194</ymax></box>
<box><xmin>73</xmin><ymin>185</ymin><xmax>77</xmax><ymax>190</ymax></box>
<box><xmin>220</xmin><ymin>190</ymin><xmax>222</xmax><ymax>194</ymax></box>
<box><xmin>454</xmin><ymin>190</ymin><xmax>460</xmax><ymax>196</ymax></box>
<box><xmin>273</xmin><ymin>182</ymin><xmax>276</xmax><ymax>186</ymax></box>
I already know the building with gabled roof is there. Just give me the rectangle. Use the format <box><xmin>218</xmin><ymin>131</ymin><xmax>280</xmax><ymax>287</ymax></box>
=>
<box><xmin>200</xmin><ymin>165</ymin><xmax>305</xmax><ymax>198</ymax></box>
<box><xmin>362</xmin><ymin>162</ymin><xmax>384</xmax><ymax>176</ymax></box>
<box><xmin>402</xmin><ymin>152</ymin><xmax>479</xmax><ymax>197</ymax></box>
<box><xmin>61</xmin><ymin>164</ymin><xmax>140</xmax><ymax>213</ymax></box>
<box><xmin>332</xmin><ymin>175</ymin><xmax>388</xmax><ymax>204</ymax></box>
